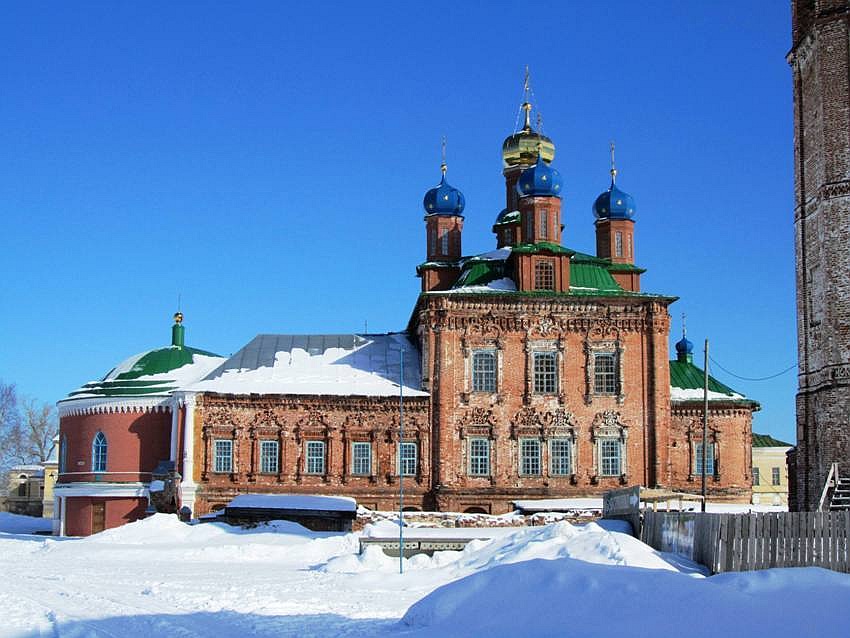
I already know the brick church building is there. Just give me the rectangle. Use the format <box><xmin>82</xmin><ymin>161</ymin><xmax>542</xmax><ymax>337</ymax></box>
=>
<box><xmin>55</xmin><ymin>87</ymin><xmax>760</xmax><ymax>535</ymax></box>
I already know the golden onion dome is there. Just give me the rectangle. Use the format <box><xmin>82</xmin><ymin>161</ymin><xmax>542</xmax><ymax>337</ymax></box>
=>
<box><xmin>502</xmin><ymin>102</ymin><xmax>556</xmax><ymax>167</ymax></box>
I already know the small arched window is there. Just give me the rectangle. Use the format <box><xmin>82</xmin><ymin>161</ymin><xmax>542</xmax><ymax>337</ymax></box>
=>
<box><xmin>59</xmin><ymin>435</ymin><xmax>68</xmax><ymax>474</ymax></box>
<box><xmin>92</xmin><ymin>432</ymin><xmax>107</xmax><ymax>472</ymax></box>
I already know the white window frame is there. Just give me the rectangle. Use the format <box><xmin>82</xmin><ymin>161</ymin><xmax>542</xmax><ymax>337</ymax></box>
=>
<box><xmin>305</xmin><ymin>440</ymin><xmax>326</xmax><ymax>475</ymax></box>
<box><xmin>615</xmin><ymin>231</ymin><xmax>623</xmax><ymax>257</ymax></box>
<box><xmin>213</xmin><ymin>439</ymin><xmax>233</xmax><ymax>474</ymax></box>
<box><xmin>753</xmin><ymin>466</ymin><xmax>760</xmax><ymax>486</ymax></box>
<box><xmin>533</xmin><ymin>351</ymin><xmax>558</xmax><ymax>394</ymax></box>
<box><xmin>259</xmin><ymin>440</ymin><xmax>279</xmax><ymax>474</ymax></box>
<box><xmin>549</xmin><ymin>438</ymin><xmax>572</xmax><ymax>476</ymax></box>
<box><xmin>694</xmin><ymin>442</ymin><xmax>715</xmax><ymax>476</ymax></box>
<box><xmin>92</xmin><ymin>432</ymin><xmax>107</xmax><ymax>473</ymax></box>
<box><xmin>471</xmin><ymin>349</ymin><xmax>497</xmax><ymax>393</ymax></box>
<box><xmin>540</xmin><ymin>208</ymin><xmax>549</xmax><ymax>240</ymax></box>
<box><xmin>468</xmin><ymin>438</ymin><xmax>491</xmax><ymax>477</ymax></box>
<box><xmin>599</xmin><ymin>438</ymin><xmax>622</xmax><ymax>477</ymax></box>
<box><xmin>772</xmin><ymin>466</ymin><xmax>781</xmax><ymax>486</ymax></box>
<box><xmin>398</xmin><ymin>441</ymin><xmax>417</xmax><ymax>477</ymax></box>
<box><xmin>594</xmin><ymin>352</ymin><xmax>619</xmax><ymax>394</ymax></box>
<box><xmin>440</xmin><ymin>228</ymin><xmax>449</xmax><ymax>255</ymax></box>
<box><xmin>351</xmin><ymin>441</ymin><xmax>372</xmax><ymax>476</ymax></box>
<box><xmin>519</xmin><ymin>438</ymin><xmax>542</xmax><ymax>476</ymax></box>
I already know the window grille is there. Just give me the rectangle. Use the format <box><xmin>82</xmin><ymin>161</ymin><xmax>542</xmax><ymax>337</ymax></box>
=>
<box><xmin>550</xmin><ymin>438</ymin><xmax>572</xmax><ymax>475</ymax></box>
<box><xmin>213</xmin><ymin>439</ymin><xmax>232</xmax><ymax>474</ymax></box>
<box><xmin>540</xmin><ymin>209</ymin><xmax>548</xmax><ymax>239</ymax></box>
<box><xmin>399</xmin><ymin>442</ymin><xmax>417</xmax><ymax>476</ymax></box>
<box><xmin>352</xmin><ymin>442</ymin><xmax>372</xmax><ymax>476</ymax></box>
<box><xmin>472</xmin><ymin>350</ymin><xmax>497</xmax><ymax>392</ymax></box>
<box><xmin>520</xmin><ymin>438</ymin><xmax>542</xmax><ymax>476</ymax></box>
<box><xmin>594</xmin><ymin>352</ymin><xmax>618</xmax><ymax>394</ymax></box>
<box><xmin>92</xmin><ymin>432</ymin><xmax>108</xmax><ymax>472</ymax></box>
<box><xmin>534</xmin><ymin>260</ymin><xmax>555</xmax><ymax>290</ymax></box>
<box><xmin>440</xmin><ymin>229</ymin><xmax>449</xmax><ymax>255</ymax></box>
<box><xmin>306</xmin><ymin>440</ymin><xmax>326</xmax><ymax>475</ymax></box>
<box><xmin>772</xmin><ymin>467</ymin><xmax>781</xmax><ymax>486</ymax></box>
<box><xmin>695</xmin><ymin>442</ymin><xmax>714</xmax><ymax>476</ymax></box>
<box><xmin>600</xmin><ymin>439</ymin><xmax>622</xmax><ymax>476</ymax></box>
<box><xmin>533</xmin><ymin>351</ymin><xmax>558</xmax><ymax>394</ymax></box>
<box><xmin>260</xmin><ymin>440</ymin><xmax>279</xmax><ymax>474</ymax></box>
<box><xmin>615</xmin><ymin>231</ymin><xmax>623</xmax><ymax>257</ymax></box>
<box><xmin>469</xmin><ymin>438</ymin><xmax>490</xmax><ymax>476</ymax></box>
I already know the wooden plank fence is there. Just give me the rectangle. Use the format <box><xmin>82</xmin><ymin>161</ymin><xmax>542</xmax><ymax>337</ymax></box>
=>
<box><xmin>641</xmin><ymin>510</ymin><xmax>850</xmax><ymax>574</ymax></box>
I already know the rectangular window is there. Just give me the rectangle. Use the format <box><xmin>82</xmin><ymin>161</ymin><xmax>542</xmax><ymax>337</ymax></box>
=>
<box><xmin>469</xmin><ymin>438</ymin><xmax>490</xmax><ymax>476</ymax></box>
<box><xmin>533</xmin><ymin>351</ymin><xmax>558</xmax><ymax>394</ymax></box>
<box><xmin>772</xmin><ymin>467</ymin><xmax>781</xmax><ymax>486</ymax></box>
<box><xmin>753</xmin><ymin>467</ymin><xmax>760</xmax><ymax>486</ymax></box>
<box><xmin>550</xmin><ymin>438</ymin><xmax>572</xmax><ymax>475</ymax></box>
<box><xmin>600</xmin><ymin>439</ymin><xmax>622</xmax><ymax>476</ymax></box>
<box><xmin>471</xmin><ymin>349</ymin><xmax>497</xmax><ymax>392</ymax></box>
<box><xmin>695</xmin><ymin>442</ymin><xmax>715</xmax><ymax>476</ymax></box>
<box><xmin>306</xmin><ymin>440</ymin><xmax>326</xmax><ymax>475</ymax></box>
<box><xmin>429</xmin><ymin>227</ymin><xmax>437</xmax><ymax>255</ymax></box>
<box><xmin>594</xmin><ymin>352</ymin><xmax>618</xmax><ymax>394</ymax></box>
<box><xmin>534</xmin><ymin>259</ymin><xmax>555</xmax><ymax>290</ymax></box>
<box><xmin>213</xmin><ymin>439</ymin><xmax>233</xmax><ymax>474</ymax></box>
<box><xmin>260</xmin><ymin>440</ymin><xmax>279</xmax><ymax>474</ymax></box>
<box><xmin>520</xmin><ymin>438</ymin><xmax>542</xmax><ymax>476</ymax></box>
<box><xmin>505</xmin><ymin>228</ymin><xmax>513</xmax><ymax>245</ymax></box>
<box><xmin>540</xmin><ymin>209</ymin><xmax>548</xmax><ymax>240</ymax></box>
<box><xmin>352</xmin><ymin>442</ymin><xmax>372</xmax><ymax>476</ymax></box>
<box><xmin>399</xmin><ymin>442</ymin><xmax>417</xmax><ymax>476</ymax></box>
<box><xmin>615</xmin><ymin>231</ymin><xmax>623</xmax><ymax>257</ymax></box>
<box><xmin>525</xmin><ymin>211</ymin><xmax>533</xmax><ymax>239</ymax></box>
<box><xmin>440</xmin><ymin>229</ymin><xmax>449</xmax><ymax>255</ymax></box>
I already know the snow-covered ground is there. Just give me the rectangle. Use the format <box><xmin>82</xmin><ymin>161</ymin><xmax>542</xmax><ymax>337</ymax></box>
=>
<box><xmin>0</xmin><ymin>513</ymin><xmax>847</xmax><ymax>638</ymax></box>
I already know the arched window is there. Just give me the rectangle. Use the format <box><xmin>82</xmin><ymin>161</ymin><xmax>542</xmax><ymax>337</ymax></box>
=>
<box><xmin>59</xmin><ymin>435</ymin><xmax>67</xmax><ymax>474</ymax></box>
<box><xmin>92</xmin><ymin>432</ymin><xmax>107</xmax><ymax>472</ymax></box>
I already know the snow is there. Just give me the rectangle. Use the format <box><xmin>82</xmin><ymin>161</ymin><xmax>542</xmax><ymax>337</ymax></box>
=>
<box><xmin>1</xmin><ymin>513</ymin><xmax>847</xmax><ymax>637</ymax></box>
<box><xmin>228</xmin><ymin>493</ymin><xmax>357</xmax><ymax>512</ymax></box>
<box><xmin>513</xmin><ymin>497</ymin><xmax>603</xmax><ymax>512</ymax></box>
<box><xmin>190</xmin><ymin>333</ymin><xmax>428</xmax><ymax>397</ymax></box>
<box><xmin>670</xmin><ymin>386</ymin><xmax>744</xmax><ymax>401</ymax></box>
<box><xmin>446</xmin><ymin>277</ymin><xmax>517</xmax><ymax>293</ymax></box>
<box><xmin>0</xmin><ymin>512</ymin><xmax>53</xmax><ymax>535</ymax></box>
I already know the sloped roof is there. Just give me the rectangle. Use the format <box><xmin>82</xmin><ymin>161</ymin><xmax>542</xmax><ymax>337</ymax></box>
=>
<box><xmin>189</xmin><ymin>333</ymin><xmax>427</xmax><ymax>397</ymax></box>
<box><xmin>753</xmin><ymin>433</ymin><xmax>793</xmax><ymax>448</ymax></box>
<box><xmin>669</xmin><ymin>359</ymin><xmax>757</xmax><ymax>406</ymax></box>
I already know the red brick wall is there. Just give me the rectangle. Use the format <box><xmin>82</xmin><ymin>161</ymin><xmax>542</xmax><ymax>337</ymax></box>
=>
<box><xmin>59</xmin><ymin>409</ymin><xmax>172</xmax><ymax>483</ymax></box>
<box><xmin>668</xmin><ymin>403</ymin><xmax>754</xmax><ymax>501</ymax></box>
<box><xmin>192</xmin><ymin>394</ymin><xmax>431</xmax><ymax>515</ymax></box>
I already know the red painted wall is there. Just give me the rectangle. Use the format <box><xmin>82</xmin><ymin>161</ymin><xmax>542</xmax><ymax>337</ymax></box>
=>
<box><xmin>59</xmin><ymin>410</ymin><xmax>171</xmax><ymax>483</ymax></box>
<box><xmin>64</xmin><ymin>496</ymin><xmax>148</xmax><ymax>536</ymax></box>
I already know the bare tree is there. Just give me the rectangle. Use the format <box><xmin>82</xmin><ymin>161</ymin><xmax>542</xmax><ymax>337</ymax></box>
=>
<box><xmin>0</xmin><ymin>382</ymin><xmax>57</xmax><ymax>475</ymax></box>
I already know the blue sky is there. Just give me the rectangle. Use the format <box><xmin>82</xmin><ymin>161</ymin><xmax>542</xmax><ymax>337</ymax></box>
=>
<box><xmin>0</xmin><ymin>2</ymin><xmax>797</xmax><ymax>442</ymax></box>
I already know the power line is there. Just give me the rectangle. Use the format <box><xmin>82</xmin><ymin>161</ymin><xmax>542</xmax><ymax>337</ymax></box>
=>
<box><xmin>708</xmin><ymin>355</ymin><xmax>797</xmax><ymax>382</ymax></box>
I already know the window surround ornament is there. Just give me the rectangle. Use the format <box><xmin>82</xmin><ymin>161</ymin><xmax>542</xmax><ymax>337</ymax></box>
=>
<box><xmin>342</xmin><ymin>412</ymin><xmax>378</xmax><ymax>484</ymax></box>
<box><xmin>524</xmin><ymin>338</ymin><xmax>565</xmax><ymax>404</ymax></box>
<box><xmin>460</xmin><ymin>330</ymin><xmax>505</xmax><ymax>404</ymax></box>
<box><xmin>385</xmin><ymin>414</ymin><xmax>427</xmax><ymax>485</ymax></box>
<box><xmin>686</xmin><ymin>420</ymin><xmax>720</xmax><ymax>482</ymax></box>
<box><xmin>589</xmin><ymin>411</ymin><xmax>628</xmax><ymax>484</ymax></box>
<box><xmin>201</xmin><ymin>416</ymin><xmax>244</xmax><ymax>481</ymax></box>
<box><xmin>459</xmin><ymin>407</ymin><xmax>498</xmax><ymax>485</ymax></box>
<box><xmin>583</xmin><ymin>338</ymin><xmax>626</xmax><ymax>405</ymax></box>
<box><xmin>247</xmin><ymin>409</ymin><xmax>286</xmax><ymax>482</ymax></box>
<box><xmin>294</xmin><ymin>410</ymin><xmax>333</xmax><ymax>484</ymax></box>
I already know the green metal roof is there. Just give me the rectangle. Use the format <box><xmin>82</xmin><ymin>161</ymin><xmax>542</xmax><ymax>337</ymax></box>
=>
<box><xmin>454</xmin><ymin>260</ymin><xmax>504</xmax><ymax>287</ymax></box>
<box><xmin>570</xmin><ymin>263</ymin><xmax>622</xmax><ymax>293</ymax></box>
<box><xmin>753</xmin><ymin>433</ymin><xmax>793</xmax><ymax>448</ymax></box>
<box><xmin>511</xmin><ymin>242</ymin><xmax>575</xmax><ymax>255</ymax></box>
<box><xmin>669</xmin><ymin>359</ymin><xmax>743</xmax><ymax>396</ymax></box>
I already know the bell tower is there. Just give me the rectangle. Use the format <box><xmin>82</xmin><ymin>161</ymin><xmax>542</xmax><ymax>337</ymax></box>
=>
<box><xmin>789</xmin><ymin>0</ymin><xmax>850</xmax><ymax>510</ymax></box>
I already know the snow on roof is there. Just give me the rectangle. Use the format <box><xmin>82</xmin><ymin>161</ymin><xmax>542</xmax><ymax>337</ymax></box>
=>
<box><xmin>669</xmin><ymin>387</ymin><xmax>744</xmax><ymax>401</ymax></box>
<box><xmin>227</xmin><ymin>494</ymin><xmax>357</xmax><ymax>512</ymax></box>
<box><xmin>443</xmin><ymin>277</ymin><xmax>517</xmax><ymax>293</ymax></box>
<box><xmin>512</xmin><ymin>498</ymin><xmax>603</xmax><ymax>513</ymax></box>
<box><xmin>190</xmin><ymin>333</ymin><xmax>428</xmax><ymax>397</ymax></box>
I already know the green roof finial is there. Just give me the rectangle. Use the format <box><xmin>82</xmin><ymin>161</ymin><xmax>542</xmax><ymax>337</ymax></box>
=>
<box><xmin>172</xmin><ymin>311</ymin><xmax>185</xmax><ymax>348</ymax></box>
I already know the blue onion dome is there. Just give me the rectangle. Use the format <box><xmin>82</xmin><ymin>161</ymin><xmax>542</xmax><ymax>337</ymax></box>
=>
<box><xmin>516</xmin><ymin>154</ymin><xmax>563</xmax><ymax>198</ymax></box>
<box><xmin>423</xmin><ymin>166</ymin><xmax>465</xmax><ymax>216</ymax></box>
<box><xmin>675</xmin><ymin>335</ymin><xmax>694</xmax><ymax>356</ymax></box>
<box><xmin>593</xmin><ymin>182</ymin><xmax>636</xmax><ymax>220</ymax></box>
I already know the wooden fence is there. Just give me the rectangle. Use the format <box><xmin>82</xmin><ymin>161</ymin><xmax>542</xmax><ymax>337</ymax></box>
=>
<box><xmin>641</xmin><ymin>510</ymin><xmax>850</xmax><ymax>574</ymax></box>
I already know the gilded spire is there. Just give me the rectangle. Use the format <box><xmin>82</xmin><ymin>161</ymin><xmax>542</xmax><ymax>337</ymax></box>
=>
<box><xmin>610</xmin><ymin>140</ymin><xmax>618</xmax><ymax>185</ymax></box>
<box><xmin>521</xmin><ymin>65</ymin><xmax>533</xmax><ymax>131</ymax></box>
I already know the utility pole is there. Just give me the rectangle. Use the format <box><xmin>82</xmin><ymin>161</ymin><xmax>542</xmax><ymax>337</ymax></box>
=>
<box><xmin>702</xmin><ymin>338</ymin><xmax>709</xmax><ymax>512</ymax></box>
<box><xmin>398</xmin><ymin>348</ymin><xmax>404</xmax><ymax>574</ymax></box>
